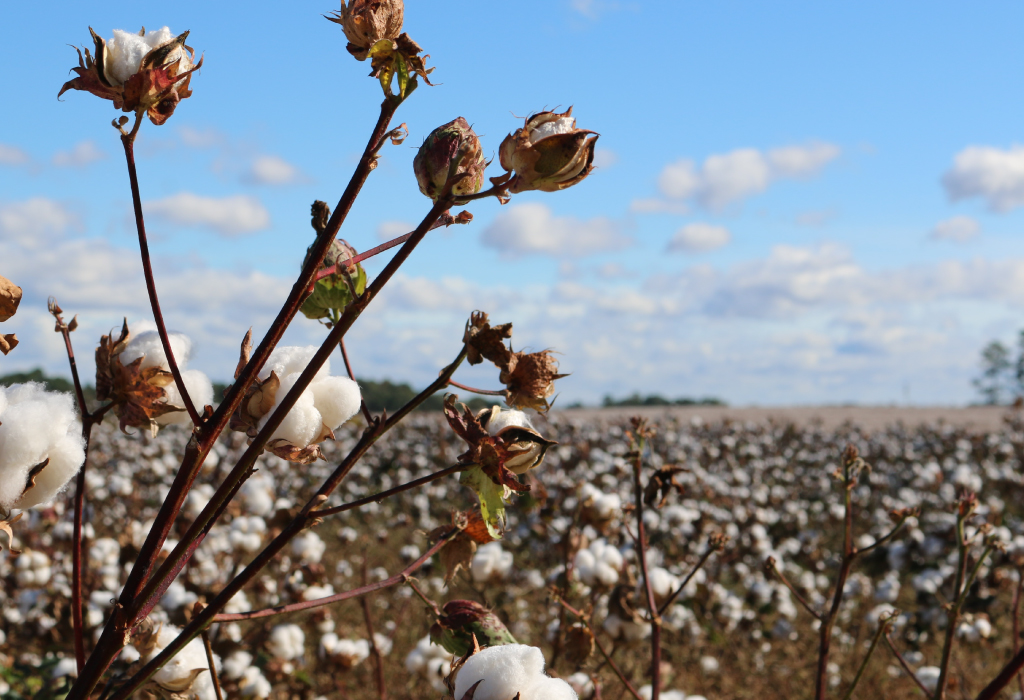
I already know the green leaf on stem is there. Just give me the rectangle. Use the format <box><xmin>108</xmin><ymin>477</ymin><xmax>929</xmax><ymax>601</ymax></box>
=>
<box><xmin>460</xmin><ymin>465</ymin><xmax>509</xmax><ymax>540</ymax></box>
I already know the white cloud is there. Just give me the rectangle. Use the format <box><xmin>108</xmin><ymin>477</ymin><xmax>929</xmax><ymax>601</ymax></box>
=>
<box><xmin>145</xmin><ymin>193</ymin><xmax>270</xmax><ymax>236</ymax></box>
<box><xmin>795</xmin><ymin>208</ymin><xmax>837</xmax><ymax>227</ymax></box>
<box><xmin>376</xmin><ymin>220</ymin><xmax>413</xmax><ymax>242</ymax></box>
<box><xmin>942</xmin><ymin>145</ymin><xmax>1024</xmax><ymax>212</ymax></box>
<box><xmin>668</xmin><ymin>223</ymin><xmax>731</xmax><ymax>253</ymax></box>
<box><xmin>52</xmin><ymin>140</ymin><xmax>105</xmax><ymax>168</ymax></box>
<box><xmin>177</xmin><ymin>126</ymin><xmax>226</xmax><ymax>149</ymax></box>
<box><xmin>655</xmin><ymin>142</ymin><xmax>841</xmax><ymax>210</ymax></box>
<box><xmin>629</xmin><ymin>198</ymin><xmax>689</xmax><ymax>215</ymax></box>
<box><xmin>245</xmin><ymin>155</ymin><xmax>303</xmax><ymax>186</ymax></box>
<box><xmin>0</xmin><ymin>144</ymin><xmax>30</xmax><ymax>166</ymax></box>
<box><xmin>931</xmin><ymin>215</ymin><xmax>980</xmax><ymax>242</ymax></box>
<box><xmin>481</xmin><ymin>202</ymin><xmax>630</xmax><ymax>257</ymax></box>
<box><xmin>0</xmin><ymin>198</ymin><xmax>80</xmax><ymax>247</ymax></box>
<box><xmin>593</xmin><ymin>148</ymin><xmax>618</xmax><ymax>169</ymax></box>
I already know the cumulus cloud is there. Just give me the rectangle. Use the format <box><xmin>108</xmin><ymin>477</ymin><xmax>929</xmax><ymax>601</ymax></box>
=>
<box><xmin>930</xmin><ymin>216</ymin><xmax>980</xmax><ymax>242</ymax></box>
<box><xmin>245</xmin><ymin>155</ymin><xmax>303</xmax><ymax>185</ymax></box>
<box><xmin>376</xmin><ymin>220</ymin><xmax>413</xmax><ymax>241</ymax></box>
<box><xmin>942</xmin><ymin>145</ymin><xmax>1024</xmax><ymax>212</ymax></box>
<box><xmin>655</xmin><ymin>142</ymin><xmax>840</xmax><ymax>210</ymax></box>
<box><xmin>145</xmin><ymin>193</ymin><xmax>270</xmax><ymax>236</ymax></box>
<box><xmin>481</xmin><ymin>203</ymin><xmax>631</xmax><ymax>257</ymax></box>
<box><xmin>52</xmin><ymin>141</ymin><xmax>105</xmax><ymax>168</ymax></box>
<box><xmin>0</xmin><ymin>144</ymin><xmax>30</xmax><ymax>166</ymax></box>
<box><xmin>593</xmin><ymin>148</ymin><xmax>618</xmax><ymax>169</ymax></box>
<box><xmin>0</xmin><ymin>198</ymin><xmax>80</xmax><ymax>247</ymax></box>
<box><xmin>668</xmin><ymin>223</ymin><xmax>731</xmax><ymax>253</ymax></box>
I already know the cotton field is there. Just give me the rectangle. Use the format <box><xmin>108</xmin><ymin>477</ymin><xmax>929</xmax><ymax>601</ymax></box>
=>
<box><xmin>3</xmin><ymin>408</ymin><xmax>1024</xmax><ymax>699</ymax></box>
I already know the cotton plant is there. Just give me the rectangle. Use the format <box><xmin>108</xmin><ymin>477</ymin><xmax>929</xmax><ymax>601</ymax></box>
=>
<box><xmin>405</xmin><ymin>635</ymin><xmax>456</xmax><ymax>692</ymax></box>
<box><xmin>574</xmin><ymin>539</ymin><xmax>623</xmax><ymax>587</ymax></box>
<box><xmin>471</xmin><ymin>541</ymin><xmax>514</xmax><ymax>583</ymax></box>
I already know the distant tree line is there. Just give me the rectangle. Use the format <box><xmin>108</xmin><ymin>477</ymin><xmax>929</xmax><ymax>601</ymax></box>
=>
<box><xmin>974</xmin><ymin>332</ymin><xmax>1024</xmax><ymax>405</ymax></box>
<box><xmin>601</xmin><ymin>393</ymin><xmax>726</xmax><ymax>408</ymax></box>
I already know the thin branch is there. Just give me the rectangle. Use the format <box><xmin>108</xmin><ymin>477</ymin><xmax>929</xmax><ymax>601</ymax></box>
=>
<box><xmin>629</xmin><ymin>421</ymin><xmax>661</xmax><ymax>700</ymax></box>
<box><xmin>935</xmin><ymin>514</ymin><xmax>974</xmax><ymax>700</ymax></box>
<box><xmin>884</xmin><ymin>633</ymin><xmax>932</xmax><ymax>696</ymax></box>
<box><xmin>447</xmin><ymin>380</ymin><xmax>505</xmax><ymax>396</ymax></box>
<box><xmin>339</xmin><ymin>338</ymin><xmax>374</xmax><ymax>424</ymax></box>
<box><xmin>313</xmin><ymin>464</ymin><xmax>464</xmax><ymax>517</ymax></box>
<box><xmin>658</xmin><ymin>548</ymin><xmax>716</xmax><ymax>616</ymax></box>
<box><xmin>361</xmin><ymin>559</ymin><xmax>387</xmax><ymax>700</ymax></box>
<box><xmin>212</xmin><ymin>529</ymin><xmax>456</xmax><ymax>622</ymax></box>
<box><xmin>200</xmin><ymin>628</ymin><xmax>224</xmax><ymax>700</ymax></box>
<box><xmin>764</xmin><ymin>556</ymin><xmax>822</xmax><ymax>621</ymax></box>
<box><xmin>403</xmin><ymin>577</ymin><xmax>441</xmax><ymax>616</ymax></box>
<box><xmin>120</xmin><ymin>121</ymin><xmax>201</xmax><ymax>428</ymax></box>
<box><xmin>854</xmin><ymin>517</ymin><xmax>910</xmax><ymax>557</ymax></box>
<box><xmin>841</xmin><ymin>616</ymin><xmax>893</xmax><ymax>700</ymax></box>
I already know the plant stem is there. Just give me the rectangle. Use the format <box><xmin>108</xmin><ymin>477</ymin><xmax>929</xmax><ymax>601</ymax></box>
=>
<box><xmin>121</xmin><ymin>118</ymin><xmax>201</xmax><ymax>428</ymax></box>
<box><xmin>313</xmin><ymin>464</ymin><xmax>464</xmax><ymax>517</ymax></box>
<box><xmin>764</xmin><ymin>556</ymin><xmax>822</xmax><ymax>621</ymax></box>
<box><xmin>338</xmin><ymin>337</ymin><xmax>374</xmax><ymax>424</ymax></box>
<box><xmin>840</xmin><ymin>618</ymin><xmax>890</xmax><ymax>700</ymax></box>
<box><xmin>200</xmin><ymin>627</ymin><xmax>224</xmax><ymax>700</ymax></box>
<box><xmin>884</xmin><ymin>633</ymin><xmax>931</xmax><ymax>696</ymax></box>
<box><xmin>447</xmin><ymin>380</ymin><xmax>505</xmax><ymax>396</ymax></box>
<box><xmin>555</xmin><ymin>597</ymin><xmax>643</xmax><ymax>700</ymax></box>
<box><xmin>630</xmin><ymin>425</ymin><xmax>661</xmax><ymax>700</ymax></box>
<box><xmin>1014</xmin><ymin>571</ymin><xmax>1024</xmax><ymax>699</ymax></box>
<box><xmin>935</xmin><ymin>515</ymin><xmax>970</xmax><ymax>700</ymax></box>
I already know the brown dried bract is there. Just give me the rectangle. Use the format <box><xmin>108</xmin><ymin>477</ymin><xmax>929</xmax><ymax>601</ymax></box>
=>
<box><xmin>463</xmin><ymin>311</ymin><xmax>513</xmax><ymax>367</ymax></box>
<box><xmin>643</xmin><ymin>466</ymin><xmax>688</xmax><ymax>508</ymax></box>
<box><xmin>95</xmin><ymin>319</ymin><xmax>184</xmax><ymax>435</ymax></box>
<box><xmin>498</xmin><ymin>107</ymin><xmax>599</xmax><ymax>194</ymax></box>
<box><xmin>500</xmin><ymin>350</ymin><xmax>567</xmax><ymax>414</ymax></box>
<box><xmin>443</xmin><ymin>395</ymin><xmax>530</xmax><ymax>494</ymax></box>
<box><xmin>0</xmin><ymin>275</ymin><xmax>22</xmax><ymax>322</ymax></box>
<box><xmin>327</xmin><ymin>0</ymin><xmax>404</xmax><ymax>61</ymax></box>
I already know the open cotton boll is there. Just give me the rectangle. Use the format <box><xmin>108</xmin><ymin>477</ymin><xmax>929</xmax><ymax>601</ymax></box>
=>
<box><xmin>453</xmin><ymin>644</ymin><xmax>576</xmax><ymax>700</ymax></box>
<box><xmin>120</xmin><ymin>329</ymin><xmax>192</xmax><ymax>371</ymax></box>
<box><xmin>291</xmin><ymin>530</ymin><xmax>326</xmax><ymax>565</ymax></box>
<box><xmin>105</xmin><ymin>27</ymin><xmax>180</xmax><ymax>85</ymax></box>
<box><xmin>158</xmin><ymin>369</ymin><xmax>214</xmax><ymax>425</ymax></box>
<box><xmin>146</xmin><ymin>624</ymin><xmax>220</xmax><ymax>699</ymax></box>
<box><xmin>472</xmin><ymin>542</ymin><xmax>514</xmax><ymax>583</ymax></box>
<box><xmin>259</xmin><ymin>346</ymin><xmax>330</xmax><ymax>383</ymax></box>
<box><xmin>484</xmin><ymin>409</ymin><xmax>536</xmax><ymax>435</ymax></box>
<box><xmin>267</xmin><ymin>623</ymin><xmax>305</xmax><ymax>661</ymax></box>
<box><xmin>309</xmin><ymin>375</ymin><xmax>361</xmax><ymax>429</ymax></box>
<box><xmin>259</xmin><ymin>373</ymin><xmax>322</xmax><ymax>448</ymax></box>
<box><xmin>0</xmin><ymin>383</ymin><xmax>85</xmax><ymax>510</ymax></box>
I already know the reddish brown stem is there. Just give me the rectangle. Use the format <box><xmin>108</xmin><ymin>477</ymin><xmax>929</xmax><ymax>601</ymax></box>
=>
<box><xmin>313</xmin><ymin>463</ymin><xmax>463</xmax><ymax>517</ymax></box>
<box><xmin>764</xmin><ymin>557</ymin><xmax>822</xmax><ymax>621</ymax></box>
<box><xmin>447</xmin><ymin>380</ymin><xmax>505</xmax><ymax>396</ymax></box>
<box><xmin>555</xmin><ymin>597</ymin><xmax>643</xmax><ymax>700</ymax></box>
<box><xmin>200</xmin><ymin>628</ymin><xmax>224</xmax><ymax>700</ymax></box>
<box><xmin>884</xmin><ymin>633</ymin><xmax>931</xmax><ymax>696</ymax></box>
<box><xmin>120</xmin><ymin>126</ymin><xmax>202</xmax><ymax>428</ymax></box>
<box><xmin>658</xmin><ymin>549</ymin><xmax>718</xmax><ymax>616</ymax></box>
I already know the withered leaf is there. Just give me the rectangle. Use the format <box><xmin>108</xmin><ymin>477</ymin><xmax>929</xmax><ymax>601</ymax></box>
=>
<box><xmin>564</xmin><ymin>624</ymin><xmax>595</xmax><ymax>665</ymax></box>
<box><xmin>0</xmin><ymin>333</ymin><xmax>17</xmax><ymax>355</ymax></box>
<box><xmin>0</xmin><ymin>512</ymin><xmax>24</xmax><ymax>555</ymax></box>
<box><xmin>0</xmin><ymin>275</ymin><xmax>22</xmax><ymax>322</ymax></box>
<box><xmin>440</xmin><ymin>531</ymin><xmax>477</xmax><ymax>585</ymax></box>
<box><xmin>463</xmin><ymin>311</ymin><xmax>513</xmax><ymax>367</ymax></box>
<box><xmin>643</xmin><ymin>466</ymin><xmax>688</xmax><ymax>508</ymax></box>
<box><xmin>267</xmin><ymin>439</ymin><xmax>323</xmax><ymax>465</ymax></box>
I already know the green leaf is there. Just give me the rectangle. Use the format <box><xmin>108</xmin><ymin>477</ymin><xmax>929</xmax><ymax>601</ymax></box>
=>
<box><xmin>395</xmin><ymin>53</ymin><xmax>410</xmax><ymax>98</ymax></box>
<box><xmin>460</xmin><ymin>465</ymin><xmax>509</xmax><ymax>539</ymax></box>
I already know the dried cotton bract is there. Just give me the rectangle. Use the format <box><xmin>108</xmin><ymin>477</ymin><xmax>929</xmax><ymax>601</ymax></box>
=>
<box><xmin>498</xmin><ymin>108</ymin><xmax>598</xmax><ymax>194</ymax></box>
<box><xmin>453</xmin><ymin>644</ymin><xmax>577</xmax><ymax>700</ymax></box>
<box><xmin>0</xmin><ymin>383</ymin><xmax>85</xmax><ymax>511</ymax></box>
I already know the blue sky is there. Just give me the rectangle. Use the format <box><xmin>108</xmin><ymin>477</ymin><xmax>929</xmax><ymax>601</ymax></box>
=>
<box><xmin>2</xmin><ymin>1</ymin><xmax>1024</xmax><ymax>406</ymax></box>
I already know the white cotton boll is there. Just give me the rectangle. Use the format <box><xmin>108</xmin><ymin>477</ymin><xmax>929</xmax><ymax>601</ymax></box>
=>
<box><xmin>260</xmin><ymin>372</ymin><xmax>322</xmax><ymax>448</ymax></box>
<box><xmin>161</xmin><ymin>581</ymin><xmax>198</xmax><ymax>611</ymax></box>
<box><xmin>373</xmin><ymin>633</ymin><xmax>393</xmax><ymax>657</ymax></box>
<box><xmin>291</xmin><ymin>530</ymin><xmax>326</xmax><ymax>565</ymax></box>
<box><xmin>0</xmin><ymin>384</ymin><xmax>84</xmax><ymax>510</ymax></box>
<box><xmin>567</xmin><ymin>673</ymin><xmax>594</xmax><ymax>699</ymax></box>
<box><xmin>120</xmin><ymin>645</ymin><xmax>141</xmax><ymax>664</ymax></box>
<box><xmin>453</xmin><ymin>644</ymin><xmax>576</xmax><ymax>700</ymax></box>
<box><xmin>646</xmin><ymin>567</ymin><xmax>679</xmax><ymax>600</ymax></box>
<box><xmin>918</xmin><ymin>666</ymin><xmax>941</xmax><ymax>694</ymax></box>
<box><xmin>302</xmin><ymin>584</ymin><xmax>334</xmax><ymax>601</ymax></box>
<box><xmin>700</xmin><ymin>655</ymin><xmax>720</xmax><ymax>673</ymax></box>
<box><xmin>484</xmin><ymin>408</ymin><xmax>536</xmax><ymax>436</ymax></box>
<box><xmin>574</xmin><ymin>540</ymin><xmax>623</xmax><ymax>587</ymax></box>
<box><xmin>146</xmin><ymin>625</ymin><xmax>218</xmax><ymax>698</ymax></box>
<box><xmin>472</xmin><ymin>542</ymin><xmax>513</xmax><ymax>583</ymax></box>
<box><xmin>267</xmin><ymin>623</ymin><xmax>305</xmax><ymax>661</ymax></box>
<box><xmin>52</xmin><ymin>657</ymin><xmax>78</xmax><ymax>678</ymax></box>
<box><xmin>229</xmin><ymin>516</ymin><xmax>267</xmax><ymax>553</ymax></box>
<box><xmin>241</xmin><ymin>475</ymin><xmax>276</xmax><ymax>517</ymax></box>
<box><xmin>309</xmin><ymin>376</ymin><xmax>361</xmax><ymax>430</ymax></box>
<box><xmin>239</xmin><ymin>666</ymin><xmax>272</xmax><ymax>698</ymax></box>
<box><xmin>16</xmin><ymin>550</ymin><xmax>52</xmax><ymax>587</ymax></box>
<box><xmin>104</xmin><ymin>27</ymin><xmax>180</xmax><ymax>85</ymax></box>
<box><xmin>260</xmin><ymin>346</ymin><xmax>330</xmax><ymax>383</ymax></box>
<box><xmin>121</xmin><ymin>329</ymin><xmax>192</xmax><ymax>372</ymax></box>
<box><xmin>405</xmin><ymin>636</ymin><xmax>455</xmax><ymax>692</ymax></box>
<box><xmin>89</xmin><ymin>538</ymin><xmax>120</xmax><ymax>568</ymax></box>
<box><xmin>158</xmin><ymin>370</ymin><xmax>214</xmax><ymax>425</ymax></box>
<box><xmin>222</xmin><ymin>650</ymin><xmax>253</xmax><ymax>680</ymax></box>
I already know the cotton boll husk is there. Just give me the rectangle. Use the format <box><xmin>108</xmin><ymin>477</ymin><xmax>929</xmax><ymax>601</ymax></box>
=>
<box><xmin>485</xmin><ymin>409</ymin><xmax>536</xmax><ymax>436</ymax></box>
<box><xmin>147</xmin><ymin>624</ymin><xmax>219</xmax><ymax>697</ymax></box>
<box><xmin>158</xmin><ymin>370</ymin><xmax>214</xmax><ymax>425</ymax></box>
<box><xmin>454</xmin><ymin>644</ymin><xmax>576</xmax><ymax>700</ymax></box>
<box><xmin>120</xmin><ymin>330</ymin><xmax>192</xmax><ymax>372</ymax></box>
<box><xmin>309</xmin><ymin>376</ymin><xmax>361</xmax><ymax>430</ymax></box>
<box><xmin>259</xmin><ymin>346</ymin><xmax>330</xmax><ymax>383</ymax></box>
<box><xmin>16</xmin><ymin>432</ymin><xmax>86</xmax><ymax>509</ymax></box>
<box><xmin>259</xmin><ymin>373</ymin><xmax>322</xmax><ymax>447</ymax></box>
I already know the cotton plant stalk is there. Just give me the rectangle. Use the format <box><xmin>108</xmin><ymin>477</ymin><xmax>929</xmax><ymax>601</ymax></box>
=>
<box><xmin>42</xmin><ymin>2</ymin><xmax>600</xmax><ymax>698</ymax></box>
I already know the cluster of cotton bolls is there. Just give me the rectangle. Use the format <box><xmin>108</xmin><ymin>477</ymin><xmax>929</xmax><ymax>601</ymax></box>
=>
<box><xmin>7</xmin><ymin>407</ymin><xmax>1024</xmax><ymax>698</ymax></box>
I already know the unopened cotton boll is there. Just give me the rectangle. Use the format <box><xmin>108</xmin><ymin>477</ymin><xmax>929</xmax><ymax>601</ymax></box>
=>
<box><xmin>267</xmin><ymin>623</ymin><xmax>305</xmax><ymax>661</ymax></box>
<box><xmin>0</xmin><ymin>383</ymin><xmax>85</xmax><ymax>510</ymax></box>
<box><xmin>453</xmin><ymin>644</ymin><xmax>577</xmax><ymax>700</ymax></box>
